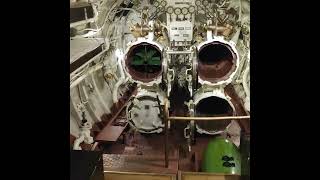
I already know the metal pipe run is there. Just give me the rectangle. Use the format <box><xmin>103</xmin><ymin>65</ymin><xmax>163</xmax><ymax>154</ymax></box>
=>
<box><xmin>164</xmin><ymin>99</ymin><xmax>169</xmax><ymax>168</ymax></box>
<box><xmin>70</xmin><ymin>48</ymin><xmax>108</xmax><ymax>78</ymax></box>
<box><xmin>168</xmin><ymin>115</ymin><xmax>250</xmax><ymax>121</ymax></box>
<box><xmin>166</xmin><ymin>50</ymin><xmax>193</xmax><ymax>54</ymax></box>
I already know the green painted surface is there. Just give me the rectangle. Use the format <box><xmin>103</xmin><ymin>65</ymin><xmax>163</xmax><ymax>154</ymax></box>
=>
<box><xmin>131</xmin><ymin>49</ymin><xmax>161</xmax><ymax>66</ymax></box>
<box><xmin>201</xmin><ymin>137</ymin><xmax>241</xmax><ymax>175</ymax></box>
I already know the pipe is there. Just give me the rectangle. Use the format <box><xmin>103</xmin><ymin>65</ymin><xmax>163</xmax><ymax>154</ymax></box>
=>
<box><xmin>70</xmin><ymin>18</ymin><xmax>95</xmax><ymax>28</ymax></box>
<box><xmin>117</xmin><ymin>8</ymin><xmax>140</xmax><ymax>15</ymax></box>
<box><xmin>231</xmin><ymin>27</ymin><xmax>241</xmax><ymax>44</ymax></box>
<box><xmin>70</xmin><ymin>63</ymin><xmax>104</xmax><ymax>89</ymax></box>
<box><xmin>229</xmin><ymin>0</ymin><xmax>242</xmax><ymax>44</ymax></box>
<box><xmin>242</xmin><ymin>65</ymin><xmax>250</xmax><ymax>97</ymax></box>
<box><xmin>164</xmin><ymin>99</ymin><xmax>169</xmax><ymax>168</ymax></box>
<box><xmin>166</xmin><ymin>50</ymin><xmax>193</xmax><ymax>54</ymax></box>
<box><xmin>218</xmin><ymin>0</ymin><xmax>227</xmax><ymax>8</ymax></box>
<box><xmin>70</xmin><ymin>48</ymin><xmax>109</xmax><ymax>77</ymax></box>
<box><xmin>81</xmin><ymin>81</ymin><xmax>101</xmax><ymax>122</ymax></box>
<box><xmin>100</xmin><ymin>2</ymin><xmax>118</xmax><ymax>30</ymax></box>
<box><xmin>73</xmin><ymin>136</ymin><xmax>84</xmax><ymax>150</ymax></box>
<box><xmin>168</xmin><ymin>116</ymin><xmax>250</xmax><ymax>121</ymax></box>
<box><xmin>113</xmin><ymin>50</ymin><xmax>126</xmax><ymax>103</ymax></box>
<box><xmin>239</xmin><ymin>0</ymin><xmax>242</xmax><ymax>21</ymax></box>
<box><xmin>207</xmin><ymin>30</ymin><xmax>213</xmax><ymax>41</ymax></box>
<box><xmin>90</xmin><ymin>73</ymin><xmax>111</xmax><ymax>114</ymax></box>
<box><xmin>164</xmin><ymin>109</ymin><xmax>169</xmax><ymax>167</ymax></box>
<box><xmin>76</xmin><ymin>1</ymin><xmax>122</xmax><ymax>37</ymax></box>
<box><xmin>91</xmin><ymin>142</ymin><xmax>99</xmax><ymax>151</ymax></box>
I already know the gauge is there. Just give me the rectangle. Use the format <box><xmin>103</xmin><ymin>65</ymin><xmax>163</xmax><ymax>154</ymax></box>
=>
<box><xmin>174</xmin><ymin>8</ymin><xmax>182</xmax><ymax>15</ymax></box>
<box><xmin>154</xmin><ymin>1</ymin><xmax>160</xmax><ymax>7</ymax></box>
<box><xmin>189</xmin><ymin>6</ymin><xmax>195</xmax><ymax>13</ymax></box>
<box><xmin>198</xmin><ymin>9</ymin><xmax>205</xmax><ymax>14</ymax></box>
<box><xmin>161</xmin><ymin>0</ymin><xmax>167</xmax><ymax>7</ymax></box>
<box><xmin>182</xmin><ymin>7</ymin><xmax>188</xmax><ymax>15</ymax></box>
<box><xmin>159</xmin><ymin>6</ymin><xmax>166</xmax><ymax>12</ymax></box>
<box><xmin>202</xmin><ymin>0</ymin><xmax>209</xmax><ymax>6</ymax></box>
<box><xmin>195</xmin><ymin>0</ymin><xmax>202</xmax><ymax>6</ymax></box>
<box><xmin>167</xmin><ymin>6</ymin><xmax>174</xmax><ymax>14</ymax></box>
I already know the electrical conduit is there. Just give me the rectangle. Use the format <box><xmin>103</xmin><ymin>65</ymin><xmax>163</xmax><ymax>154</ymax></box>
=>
<box><xmin>113</xmin><ymin>49</ymin><xmax>126</xmax><ymax>103</ymax></box>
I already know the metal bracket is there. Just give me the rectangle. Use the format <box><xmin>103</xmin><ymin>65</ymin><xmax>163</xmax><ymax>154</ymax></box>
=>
<box><xmin>76</xmin><ymin>100</ymin><xmax>88</xmax><ymax>113</ymax></box>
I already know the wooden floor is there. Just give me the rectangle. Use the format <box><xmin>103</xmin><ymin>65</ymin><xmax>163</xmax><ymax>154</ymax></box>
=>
<box><xmin>103</xmin><ymin>152</ymin><xmax>179</xmax><ymax>174</ymax></box>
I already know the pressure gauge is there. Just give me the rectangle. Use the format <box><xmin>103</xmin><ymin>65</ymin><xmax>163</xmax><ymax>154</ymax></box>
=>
<box><xmin>154</xmin><ymin>1</ymin><xmax>160</xmax><ymax>7</ymax></box>
<box><xmin>174</xmin><ymin>8</ymin><xmax>182</xmax><ymax>15</ymax></box>
<box><xmin>202</xmin><ymin>0</ymin><xmax>209</xmax><ymax>6</ymax></box>
<box><xmin>159</xmin><ymin>6</ymin><xmax>166</xmax><ymax>12</ymax></box>
<box><xmin>167</xmin><ymin>6</ymin><xmax>174</xmax><ymax>14</ymax></box>
<box><xmin>182</xmin><ymin>7</ymin><xmax>188</xmax><ymax>15</ymax></box>
<box><xmin>189</xmin><ymin>6</ymin><xmax>195</xmax><ymax>13</ymax></box>
<box><xmin>195</xmin><ymin>0</ymin><xmax>202</xmax><ymax>6</ymax></box>
<box><xmin>161</xmin><ymin>0</ymin><xmax>167</xmax><ymax>7</ymax></box>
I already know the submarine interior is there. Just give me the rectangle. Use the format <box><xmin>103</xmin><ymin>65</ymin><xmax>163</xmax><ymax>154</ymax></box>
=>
<box><xmin>70</xmin><ymin>0</ymin><xmax>250</xmax><ymax>179</ymax></box>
